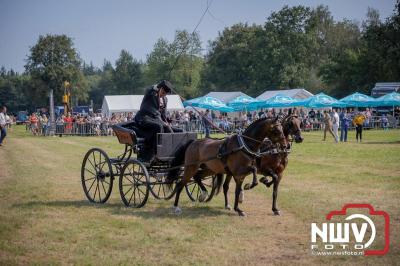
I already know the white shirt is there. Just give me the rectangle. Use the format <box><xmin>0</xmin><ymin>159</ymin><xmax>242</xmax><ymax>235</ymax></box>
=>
<box><xmin>0</xmin><ymin>112</ymin><xmax>6</xmax><ymax>126</ymax></box>
<box><xmin>333</xmin><ymin>112</ymin><xmax>340</xmax><ymax>126</ymax></box>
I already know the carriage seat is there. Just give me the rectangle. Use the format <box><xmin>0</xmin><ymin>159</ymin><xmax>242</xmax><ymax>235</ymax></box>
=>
<box><xmin>112</xmin><ymin>122</ymin><xmax>146</xmax><ymax>146</ymax></box>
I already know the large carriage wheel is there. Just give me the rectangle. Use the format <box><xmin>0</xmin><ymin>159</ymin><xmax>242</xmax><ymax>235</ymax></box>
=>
<box><xmin>148</xmin><ymin>174</ymin><xmax>176</xmax><ymax>200</ymax></box>
<box><xmin>185</xmin><ymin>175</ymin><xmax>217</xmax><ymax>202</ymax></box>
<box><xmin>119</xmin><ymin>160</ymin><xmax>150</xmax><ymax>208</ymax></box>
<box><xmin>81</xmin><ymin>148</ymin><xmax>114</xmax><ymax>203</ymax></box>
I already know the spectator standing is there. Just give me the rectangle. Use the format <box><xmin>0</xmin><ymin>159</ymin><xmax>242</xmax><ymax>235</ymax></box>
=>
<box><xmin>30</xmin><ymin>113</ymin><xmax>39</xmax><ymax>135</ymax></box>
<box><xmin>40</xmin><ymin>114</ymin><xmax>48</xmax><ymax>136</ymax></box>
<box><xmin>0</xmin><ymin>106</ymin><xmax>7</xmax><ymax>146</ymax></box>
<box><xmin>332</xmin><ymin>110</ymin><xmax>340</xmax><ymax>142</ymax></box>
<box><xmin>381</xmin><ymin>114</ymin><xmax>389</xmax><ymax>131</ymax></box>
<box><xmin>323</xmin><ymin>110</ymin><xmax>337</xmax><ymax>142</ymax></box>
<box><xmin>202</xmin><ymin>110</ymin><xmax>212</xmax><ymax>138</ymax></box>
<box><xmin>353</xmin><ymin>112</ymin><xmax>366</xmax><ymax>142</ymax></box>
<box><xmin>64</xmin><ymin>113</ymin><xmax>73</xmax><ymax>134</ymax></box>
<box><xmin>339</xmin><ymin>109</ymin><xmax>350</xmax><ymax>142</ymax></box>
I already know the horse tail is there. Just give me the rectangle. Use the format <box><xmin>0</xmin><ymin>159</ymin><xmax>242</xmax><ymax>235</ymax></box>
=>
<box><xmin>214</xmin><ymin>173</ymin><xmax>224</xmax><ymax>195</ymax></box>
<box><xmin>166</xmin><ymin>139</ymin><xmax>195</xmax><ymax>183</ymax></box>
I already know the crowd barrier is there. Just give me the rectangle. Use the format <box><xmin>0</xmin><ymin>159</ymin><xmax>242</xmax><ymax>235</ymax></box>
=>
<box><xmin>25</xmin><ymin>115</ymin><xmax>399</xmax><ymax>136</ymax></box>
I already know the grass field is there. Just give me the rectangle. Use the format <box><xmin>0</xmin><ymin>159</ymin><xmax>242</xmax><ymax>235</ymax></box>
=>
<box><xmin>0</xmin><ymin>126</ymin><xmax>399</xmax><ymax>265</ymax></box>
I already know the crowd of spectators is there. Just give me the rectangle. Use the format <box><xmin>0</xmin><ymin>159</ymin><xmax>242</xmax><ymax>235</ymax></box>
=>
<box><xmin>14</xmin><ymin>106</ymin><xmax>400</xmax><ymax>137</ymax></box>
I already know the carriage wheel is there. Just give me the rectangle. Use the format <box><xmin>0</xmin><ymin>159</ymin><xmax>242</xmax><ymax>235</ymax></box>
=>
<box><xmin>148</xmin><ymin>174</ymin><xmax>176</xmax><ymax>200</ymax></box>
<box><xmin>185</xmin><ymin>175</ymin><xmax>217</xmax><ymax>202</ymax></box>
<box><xmin>81</xmin><ymin>148</ymin><xmax>114</xmax><ymax>203</ymax></box>
<box><xmin>119</xmin><ymin>160</ymin><xmax>150</xmax><ymax>208</ymax></box>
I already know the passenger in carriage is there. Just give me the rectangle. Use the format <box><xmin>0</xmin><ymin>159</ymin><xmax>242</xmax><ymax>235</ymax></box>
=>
<box><xmin>135</xmin><ymin>80</ymin><xmax>176</xmax><ymax>162</ymax></box>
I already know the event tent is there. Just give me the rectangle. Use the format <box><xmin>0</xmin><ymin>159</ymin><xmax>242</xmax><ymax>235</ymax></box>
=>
<box><xmin>339</xmin><ymin>92</ymin><xmax>376</xmax><ymax>108</ymax></box>
<box><xmin>257</xmin><ymin>88</ymin><xmax>313</xmax><ymax>101</ymax></box>
<box><xmin>101</xmin><ymin>95</ymin><xmax>184</xmax><ymax>117</ymax></box>
<box><xmin>204</xmin><ymin>91</ymin><xmax>249</xmax><ymax>104</ymax></box>
<box><xmin>183</xmin><ymin>96</ymin><xmax>234</xmax><ymax>112</ymax></box>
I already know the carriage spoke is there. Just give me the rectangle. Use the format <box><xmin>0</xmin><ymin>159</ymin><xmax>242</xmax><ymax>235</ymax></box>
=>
<box><xmin>93</xmin><ymin>181</ymin><xmax>98</xmax><ymax>201</ymax></box>
<box><xmin>87</xmin><ymin>158</ymin><xmax>96</xmax><ymax>172</ymax></box>
<box><xmin>137</xmin><ymin>186</ymin><xmax>146</xmax><ymax>196</ymax></box>
<box><xmin>124</xmin><ymin>175</ymin><xmax>135</xmax><ymax>185</ymax></box>
<box><xmin>100</xmin><ymin>180</ymin><xmax>107</xmax><ymax>195</ymax></box>
<box><xmin>157</xmin><ymin>182</ymin><xmax>162</xmax><ymax>196</ymax></box>
<box><xmin>196</xmin><ymin>185</ymin><xmax>200</xmax><ymax>200</ymax></box>
<box><xmin>97</xmin><ymin>181</ymin><xmax>102</xmax><ymax>202</ymax></box>
<box><xmin>137</xmin><ymin>187</ymin><xmax>142</xmax><ymax>203</ymax></box>
<box><xmin>92</xmin><ymin>153</ymin><xmax>97</xmax><ymax>168</ymax></box>
<box><xmin>128</xmin><ymin>187</ymin><xmax>136</xmax><ymax>205</ymax></box>
<box><xmin>161</xmin><ymin>183</ymin><xmax>166</xmax><ymax>197</ymax></box>
<box><xmin>84</xmin><ymin>176</ymin><xmax>96</xmax><ymax>182</ymax></box>
<box><xmin>190</xmin><ymin>183</ymin><xmax>197</xmax><ymax>195</ymax></box>
<box><xmin>123</xmin><ymin>184</ymin><xmax>134</xmax><ymax>197</ymax></box>
<box><xmin>87</xmin><ymin>178</ymin><xmax>96</xmax><ymax>193</ymax></box>
<box><xmin>84</xmin><ymin>168</ymin><xmax>96</xmax><ymax>176</ymax></box>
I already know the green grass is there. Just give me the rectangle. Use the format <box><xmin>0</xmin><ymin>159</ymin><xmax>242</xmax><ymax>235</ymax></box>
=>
<box><xmin>0</xmin><ymin>126</ymin><xmax>399</xmax><ymax>265</ymax></box>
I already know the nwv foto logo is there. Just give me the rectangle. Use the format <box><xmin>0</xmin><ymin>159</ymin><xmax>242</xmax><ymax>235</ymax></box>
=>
<box><xmin>310</xmin><ymin>204</ymin><xmax>390</xmax><ymax>256</ymax></box>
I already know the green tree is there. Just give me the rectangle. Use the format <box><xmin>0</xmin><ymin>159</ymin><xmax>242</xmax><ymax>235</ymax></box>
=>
<box><xmin>24</xmin><ymin>34</ymin><xmax>89</xmax><ymax>107</ymax></box>
<box><xmin>0</xmin><ymin>69</ymin><xmax>31</xmax><ymax>112</ymax></box>
<box><xmin>145</xmin><ymin>30</ymin><xmax>203</xmax><ymax>98</ymax></box>
<box><xmin>113</xmin><ymin>50</ymin><xmax>144</xmax><ymax>94</ymax></box>
<box><xmin>201</xmin><ymin>23</ymin><xmax>263</xmax><ymax>95</ymax></box>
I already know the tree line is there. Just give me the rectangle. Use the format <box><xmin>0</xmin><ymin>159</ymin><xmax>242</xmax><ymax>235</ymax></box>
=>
<box><xmin>1</xmin><ymin>3</ymin><xmax>399</xmax><ymax>113</ymax></box>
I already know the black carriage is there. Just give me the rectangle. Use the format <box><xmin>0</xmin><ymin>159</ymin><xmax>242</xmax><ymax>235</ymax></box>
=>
<box><xmin>81</xmin><ymin>122</ymin><xmax>217</xmax><ymax>208</ymax></box>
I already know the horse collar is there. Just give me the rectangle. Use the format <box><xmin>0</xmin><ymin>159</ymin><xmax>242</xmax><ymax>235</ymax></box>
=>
<box><xmin>237</xmin><ymin>134</ymin><xmax>261</xmax><ymax>158</ymax></box>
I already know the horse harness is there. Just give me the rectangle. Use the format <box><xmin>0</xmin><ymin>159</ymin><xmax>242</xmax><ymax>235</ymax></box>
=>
<box><xmin>216</xmin><ymin>133</ymin><xmax>291</xmax><ymax>175</ymax></box>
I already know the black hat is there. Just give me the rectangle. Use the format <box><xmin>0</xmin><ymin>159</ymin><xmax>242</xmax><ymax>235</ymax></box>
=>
<box><xmin>157</xmin><ymin>80</ymin><xmax>174</xmax><ymax>93</ymax></box>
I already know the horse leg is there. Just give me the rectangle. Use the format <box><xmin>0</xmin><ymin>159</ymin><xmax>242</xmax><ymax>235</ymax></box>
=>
<box><xmin>173</xmin><ymin>165</ymin><xmax>198</xmax><ymax>214</ymax></box>
<box><xmin>272</xmin><ymin>174</ymin><xmax>282</xmax><ymax>215</ymax></box>
<box><xmin>194</xmin><ymin>173</ymin><xmax>208</xmax><ymax>202</ymax></box>
<box><xmin>260</xmin><ymin>169</ymin><xmax>278</xmax><ymax>188</ymax></box>
<box><xmin>243</xmin><ymin>166</ymin><xmax>258</xmax><ymax>190</ymax></box>
<box><xmin>233</xmin><ymin>178</ymin><xmax>246</xmax><ymax>216</ymax></box>
<box><xmin>223</xmin><ymin>174</ymin><xmax>232</xmax><ymax>210</ymax></box>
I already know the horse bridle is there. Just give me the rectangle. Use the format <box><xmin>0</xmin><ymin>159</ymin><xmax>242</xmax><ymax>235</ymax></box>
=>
<box><xmin>282</xmin><ymin>115</ymin><xmax>301</xmax><ymax>143</ymax></box>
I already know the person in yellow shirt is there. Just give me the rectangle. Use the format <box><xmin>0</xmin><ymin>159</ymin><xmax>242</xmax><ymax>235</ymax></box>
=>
<box><xmin>353</xmin><ymin>112</ymin><xmax>366</xmax><ymax>142</ymax></box>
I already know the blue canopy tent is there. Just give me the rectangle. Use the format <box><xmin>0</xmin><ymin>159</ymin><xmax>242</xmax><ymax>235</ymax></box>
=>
<box><xmin>372</xmin><ymin>92</ymin><xmax>400</xmax><ymax>107</ymax></box>
<box><xmin>227</xmin><ymin>95</ymin><xmax>263</xmax><ymax>111</ymax></box>
<box><xmin>259</xmin><ymin>94</ymin><xmax>300</xmax><ymax>108</ymax></box>
<box><xmin>339</xmin><ymin>92</ymin><xmax>376</xmax><ymax>107</ymax></box>
<box><xmin>183</xmin><ymin>96</ymin><xmax>234</xmax><ymax>112</ymax></box>
<box><xmin>296</xmin><ymin>93</ymin><xmax>346</xmax><ymax>108</ymax></box>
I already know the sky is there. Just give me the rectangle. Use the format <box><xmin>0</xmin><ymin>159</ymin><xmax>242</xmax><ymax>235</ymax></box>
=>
<box><xmin>0</xmin><ymin>0</ymin><xmax>397</xmax><ymax>73</ymax></box>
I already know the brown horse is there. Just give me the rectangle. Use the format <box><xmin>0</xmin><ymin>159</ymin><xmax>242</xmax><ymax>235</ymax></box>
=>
<box><xmin>221</xmin><ymin>113</ymin><xmax>303</xmax><ymax>215</ymax></box>
<box><xmin>167</xmin><ymin>117</ymin><xmax>287</xmax><ymax>216</ymax></box>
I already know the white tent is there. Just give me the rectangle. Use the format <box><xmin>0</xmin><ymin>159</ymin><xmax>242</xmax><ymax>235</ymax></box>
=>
<box><xmin>257</xmin><ymin>88</ymin><xmax>313</xmax><ymax>100</ymax></box>
<box><xmin>101</xmin><ymin>95</ymin><xmax>184</xmax><ymax>117</ymax></box>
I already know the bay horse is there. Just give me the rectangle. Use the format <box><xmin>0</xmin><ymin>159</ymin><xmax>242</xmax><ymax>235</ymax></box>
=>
<box><xmin>167</xmin><ymin>117</ymin><xmax>287</xmax><ymax>216</ymax></box>
<box><xmin>220</xmin><ymin>112</ymin><xmax>303</xmax><ymax>215</ymax></box>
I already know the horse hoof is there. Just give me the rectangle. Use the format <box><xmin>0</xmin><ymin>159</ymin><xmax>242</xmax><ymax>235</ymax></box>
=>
<box><xmin>173</xmin><ymin>206</ymin><xmax>182</xmax><ymax>215</ymax></box>
<box><xmin>199</xmin><ymin>191</ymin><xmax>208</xmax><ymax>202</ymax></box>
<box><xmin>243</xmin><ymin>183</ymin><xmax>251</xmax><ymax>190</ymax></box>
<box><xmin>259</xmin><ymin>177</ymin><xmax>269</xmax><ymax>186</ymax></box>
<box><xmin>239</xmin><ymin>191</ymin><xmax>244</xmax><ymax>203</ymax></box>
<box><xmin>273</xmin><ymin>210</ymin><xmax>281</xmax><ymax>216</ymax></box>
<box><xmin>238</xmin><ymin>211</ymin><xmax>247</xmax><ymax>217</ymax></box>
<box><xmin>225</xmin><ymin>205</ymin><xmax>232</xmax><ymax>211</ymax></box>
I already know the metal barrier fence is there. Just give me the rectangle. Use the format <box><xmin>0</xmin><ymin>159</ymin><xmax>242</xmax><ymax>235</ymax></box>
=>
<box><xmin>26</xmin><ymin>115</ymin><xmax>399</xmax><ymax>136</ymax></box>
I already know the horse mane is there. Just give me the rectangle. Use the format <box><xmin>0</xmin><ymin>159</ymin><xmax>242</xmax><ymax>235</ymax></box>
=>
<box><xmin>243</xmin><ymin>117</ymin><xmax>275</xmax><ymax>134</ymax></box>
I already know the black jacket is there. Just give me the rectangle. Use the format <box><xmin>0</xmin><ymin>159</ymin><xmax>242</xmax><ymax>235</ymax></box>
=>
<box><xmin>135</xmin><ymin>86</ymin><xmax>165</xmax><ymax>121</ymax></box>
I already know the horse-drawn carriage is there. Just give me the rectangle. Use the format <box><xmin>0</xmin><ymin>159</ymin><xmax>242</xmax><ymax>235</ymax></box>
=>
<box><xmin>81</xmin><ymin>122</ymin><xmax>217</xmax><ymax>208</ymax></box>
<box><xmin>81</xmin><ymin>114</ymin><xmax>303</xmax><ymax>216</ymax></box>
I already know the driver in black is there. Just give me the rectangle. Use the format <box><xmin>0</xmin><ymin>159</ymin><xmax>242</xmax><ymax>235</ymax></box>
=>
<box><xmin>135</xmin><ymin>80</ymin><xmax>174</xmax><ymax>162</ymax></box>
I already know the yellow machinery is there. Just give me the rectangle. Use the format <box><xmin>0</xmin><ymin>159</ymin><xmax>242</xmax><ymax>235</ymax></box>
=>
<box><xmin>62</xmin><ymin>81</ymin><xmax>71</xmax><ymax>115</ymax></box>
